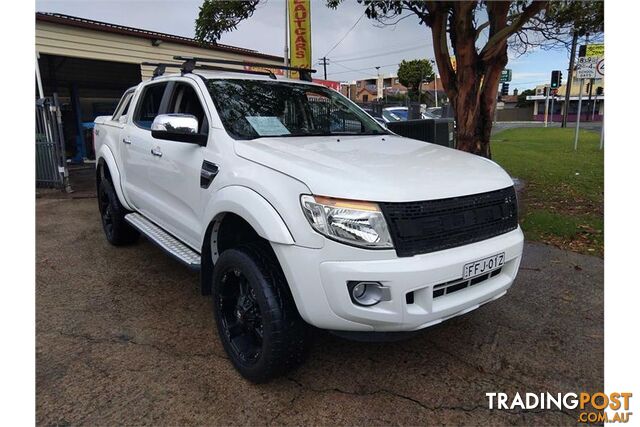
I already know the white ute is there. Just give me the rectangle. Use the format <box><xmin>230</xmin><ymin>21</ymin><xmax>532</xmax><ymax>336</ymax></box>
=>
<box><xmin>93</xmin><ymin>57</ymin><xmax>524</xmax><ymax>382</ymax></box>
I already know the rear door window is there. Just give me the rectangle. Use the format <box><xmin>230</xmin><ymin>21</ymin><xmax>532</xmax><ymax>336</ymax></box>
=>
<box><xmin>112</xmin><ymin>91</ymin><xmax>134</xmax><ymax>122</ymax></box>
<box><xmin>133</xmin><ymin>83</ymin><xmax>168</xmax><ymax>129</ymax></box>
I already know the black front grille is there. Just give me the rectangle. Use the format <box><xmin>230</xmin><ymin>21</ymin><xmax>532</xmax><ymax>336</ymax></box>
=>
<box><xmin>380</xmin><ymin>187</ymin><xmax>518</xmax><ymax>257</ymax></box>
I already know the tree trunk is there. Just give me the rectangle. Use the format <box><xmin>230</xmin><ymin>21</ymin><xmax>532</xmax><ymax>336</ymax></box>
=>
<box><xmin>423</xmin><ymin>0</ymin><xmax>545</xmax><ymax>159</ymax></box>
<box><xmin>453</xmin><ymin>53</ymin><xmax>506</xmax><ymax>158</ymax></box>
<box><xmin>452</xmin><ymin>79</ymin><xmax>483</xmax><ymax>156</ymax></box>
<box><xmin>453</xmin><ymin>89</ymin><xmax>496</xmax><ymax>158</ymax></box>
<box><xmin>449</xmin><ymin>2</ymin><xmax>500</xmax><ymax>159</ymax></box>
<box><xmin>476</xmin><ymin>49</ymin><xmax>509</xmax><ymax>158</ymax></box>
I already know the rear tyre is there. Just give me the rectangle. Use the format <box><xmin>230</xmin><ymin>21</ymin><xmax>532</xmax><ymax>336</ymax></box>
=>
<box><xmin>212</xmin><ymin>242</ymin><xmax>311</xmax><ymax>383</ymax></box>
<box><xmin>98</xmin><ymin>179</ymin><xmax>139</xmax><ymax>246</ymax></box>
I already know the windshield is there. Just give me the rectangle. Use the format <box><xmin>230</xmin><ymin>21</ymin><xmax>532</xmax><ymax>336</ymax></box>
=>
<box><xmin>206</xmin><ymin>79</ymin><xmax>387</xmax><ymax>140</ymax></box>
<box><xmin>382</xmin><ymin>109</ymin><xmax>408</xmax><ymax>122</ymax></box>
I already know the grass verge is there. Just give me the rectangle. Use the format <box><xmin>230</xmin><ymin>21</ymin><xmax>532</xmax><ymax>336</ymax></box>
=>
<box><xmin>491</xmin><ymin>127</ymin><xmax>604</xmax><ymax>256</ymax></box>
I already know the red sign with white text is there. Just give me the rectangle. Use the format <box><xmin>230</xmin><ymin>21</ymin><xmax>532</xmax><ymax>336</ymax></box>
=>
<box><xmin>312</xmin><ymin>79</ymin><xmax>340</xmax><ymax>91</ymax></box>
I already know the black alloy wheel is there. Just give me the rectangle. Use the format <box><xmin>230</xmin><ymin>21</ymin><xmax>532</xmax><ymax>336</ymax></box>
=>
<box><xmin>218</xmin><ymin>267</ymin><xmax>264</xmax><ymax>364</ymax></box>
<box><xmin>212</xmin><ymin>242</ymin><xmax>311</xmax><ymax>383</ymax></box>
<box><xmin>97</xmin><ymin>179</ymin><xmax>139</xmax><ymax>246</ymax></box>
<box><xmin>98</xmin><ymin>183</ymin><xmax>115</xmax><ymax>240</ymax></box>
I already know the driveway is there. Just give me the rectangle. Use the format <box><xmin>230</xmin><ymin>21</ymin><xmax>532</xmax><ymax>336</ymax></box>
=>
<box><xmin>36</xmin><ymin>197</ymin><xmax>603</xmax><ymax>425</ymax></box>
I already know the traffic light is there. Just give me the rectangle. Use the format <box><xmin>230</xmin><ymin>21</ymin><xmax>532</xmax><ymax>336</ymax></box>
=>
<box><xmin>501</xmin><ymin>83</ymin><xmax>509</xmax><ymax>96</ymax></box>
<box><xmin>596</xmin><ymin>86</ymin><xmax>603</xmax><ymax>96</ymax></box>
<box><xmin>550</xmin><ymin>70</ymin><xmax>562</xmax><ymax>89</ymax></box>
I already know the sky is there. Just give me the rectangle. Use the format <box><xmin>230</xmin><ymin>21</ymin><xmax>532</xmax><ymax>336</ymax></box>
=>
<box><xmin>36</xmin><ymin>0</ymin><xmax>578</xmax><ymax>92</ymax></box>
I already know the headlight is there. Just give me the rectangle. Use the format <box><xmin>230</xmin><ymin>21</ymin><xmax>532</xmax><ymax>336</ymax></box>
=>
<box><xmin>300</xmin><ymin>195</ymin><xmax>393</xmax><ymax>248</ymax></box>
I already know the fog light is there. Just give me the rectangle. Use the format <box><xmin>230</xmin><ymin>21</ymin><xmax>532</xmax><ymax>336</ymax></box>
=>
<box><xmin>348</xmin><ymin>281</ymin><xmax>391</xmax><ymax>306</ymax></box>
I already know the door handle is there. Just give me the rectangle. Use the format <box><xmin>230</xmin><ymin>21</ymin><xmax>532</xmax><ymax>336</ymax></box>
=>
<box><xmin>151</xmin><ymin>147</ymin><xmax>163</xmax><ymax>157</ymax></box>
<box><xmin>122</xmin><ymin>137</ymin><xmax>132</xmax><ymax>145</ymax></box>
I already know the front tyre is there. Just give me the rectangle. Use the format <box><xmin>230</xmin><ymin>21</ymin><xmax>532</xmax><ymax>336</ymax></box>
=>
<box><xmin>212</xmin><ymin>242</ymin><xmax>310</xmax><ymax>383</ymax></box>
<box><xmin>97</xmin><ymin>179</ymin><xmax>139</xmax><ymax>246</ymax></box>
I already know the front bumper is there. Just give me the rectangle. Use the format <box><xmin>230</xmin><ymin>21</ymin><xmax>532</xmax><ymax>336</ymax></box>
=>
<box><xmin>272</xmin><ymin>227</ymin><xmax>524</xmax><ymax>332</ymax></box>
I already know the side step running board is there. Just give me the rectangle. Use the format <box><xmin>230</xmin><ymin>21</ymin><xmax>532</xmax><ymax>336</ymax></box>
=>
<box><xmin>125</xmin><ymin>213</ymin><xmax>201</xmax><ymax>270</ymax></box>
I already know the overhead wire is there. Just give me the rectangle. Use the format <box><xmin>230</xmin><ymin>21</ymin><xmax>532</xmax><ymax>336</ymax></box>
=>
<box><xmin>321</xmin><ymin>11</ymin><xmax>367</xmax><ymax>58</ymax></box>
<box><xmin>330</xmin><ymin>62</ymin><xmax>400</xmax><ymax>79</ymax></box>
<box><xmin>331</xmin><ymin>43</ymin><xmax>432</xmax><ymax>63</ymax></box>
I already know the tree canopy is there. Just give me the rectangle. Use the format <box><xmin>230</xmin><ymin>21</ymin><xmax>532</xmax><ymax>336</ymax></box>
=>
<box><xmin>195</xmin><ymin>0</ymin><xmax>259</xmax><ymax>44</ymax></box>
<box><xmin>397</xmin><ymin>59</ymin><xmax>434</xmax><ymax>98</ymax></box>
<box><xmin>512</xmin><ymin>1</ymin><xmax>604</xmax><ymax>53</ymax></box>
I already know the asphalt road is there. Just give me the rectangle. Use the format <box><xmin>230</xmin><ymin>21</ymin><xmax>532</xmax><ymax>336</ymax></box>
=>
<box><xmin>36</xmin><ymin>197</ymin><xmax>603</xmax><ymax>425</ymax></box>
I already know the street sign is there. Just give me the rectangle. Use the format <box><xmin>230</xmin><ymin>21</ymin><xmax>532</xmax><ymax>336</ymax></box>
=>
<box><xmin>579</xmin><ymin>43</ymin><xmax>605</xmax><ymax>58</ymax></box>
<box><xmin>596</xmin><ymin>58</ymin><xmax>604</xmax><ymax>78</ymax></box>
<box><xmin>577</xmin><ymin>56</ymin><xmax>598</xmax><ymax>79</ymax></box>
<box><xmin>586</xmin><ymin>43</ymin><xmax>604</xmax><ymax>57</ymax></box>
<box><xmin>500</xmin><ymin>69</ymin><xmax>512</xmax><ymax>83</ymax></box>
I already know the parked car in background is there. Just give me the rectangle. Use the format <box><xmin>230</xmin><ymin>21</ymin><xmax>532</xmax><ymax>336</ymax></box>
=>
<box><xmin>362</xmin><ymin>107</ymin><xmax>387</xmax><ymax>127</ymax></box>
<box><xmin>382</xmin><ymin>106</ymin><xmax>433</xmax><ymax>122</ymax></box>
<box><xmin>424</xmin><ymin>107</ymin><xmax>443</xmax><ymax>119</ymax></box>
<box><xmin>382</xmin><ymin>106</ymin><xmax>410</xmax><ymax>122</ymax></box>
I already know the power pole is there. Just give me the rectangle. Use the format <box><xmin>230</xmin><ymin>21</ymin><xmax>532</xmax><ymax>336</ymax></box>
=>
<box><xmin>544</xmin><ymin>86</ymin><xmax>550</xmax><ymax>127</ymax></box>
<box><xmin>375</xmin><ymin>66</ymin><xmax>381</xmax><ymax>101</ymax></box>
<box><xmin>574</xmin><ymin>32</ymin><xmax>589</xmax><ymax>150</ymax></box>
<box><xmin>587</xmin><ymin>77</ymin><xmax>594</xmax><ymax>121</ymax></box>
<box><xmin>435</xmin><ymin>75</ymin><xmax>439</xmax><ymax>108</ymax></box>
<box><xmin>599</xmin><ymin>115</ymin><xmax>604</xmax><ymax>150</ymax></box>
<box><xmin>319</xmin><ymin>57</ymin><xmax>329</xmax><ymax>80</ymax></box>
<box><xmin>562</xmin><ymin>30</ymin><xmax>578</xmax><ymax>128</ymax></box>
<box><xmin>284</xmin><ymin>2</ymin><xmax>289</xmax><ymax>78</ymax></box>
<box><xmin>574</xmin><ymin>78</ymin><xmax>584</xmax><ymax>151</ymax></box>
<box><xmin>493</xmin><ymin>85</ymin><xmax>499</xmax><ymax>125</ymax></box>
<box><xmin>35</xmin><ymin>51</ymin><xmax>44</xmax><ymax>99</ymax></box>
<box><xmin>419</xmin><ymin>69</ymin><xmax>423</xmax><ymax>104</ymax></box>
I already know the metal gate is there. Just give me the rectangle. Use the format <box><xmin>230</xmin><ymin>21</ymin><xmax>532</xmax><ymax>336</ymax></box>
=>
<box><xmin>36</xmin><ymin>95</ymin><xmax>70</xmax><ymax>190</ymax></box>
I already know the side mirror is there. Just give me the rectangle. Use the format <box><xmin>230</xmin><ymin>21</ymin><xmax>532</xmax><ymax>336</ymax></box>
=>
<box><xmin>151</xmin><ymin>114</ymin><xmax>206</xmax><ymax>145</ymax></box>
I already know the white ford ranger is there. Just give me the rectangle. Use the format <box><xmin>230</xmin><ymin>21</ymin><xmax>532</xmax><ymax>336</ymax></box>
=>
<box><xmin>94</xmin><ymin>58</ymin><xmax>523</xmax><ymax>383</ymax></box>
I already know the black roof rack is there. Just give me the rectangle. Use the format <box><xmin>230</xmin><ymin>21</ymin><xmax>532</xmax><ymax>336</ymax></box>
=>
<box><xmin>174</xmin><ymin>56</ymin><xmax>316</xmax><ymax>81</ymax></box>
<box><xmin>143</xmin><ymin>57</ymin><xmax>316</xmax><ymax>81</ymax></box>
<box><xmin>141</xmin><ymin>61</ymin><xmax>280</xmax><ymax>80</ymax></box>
